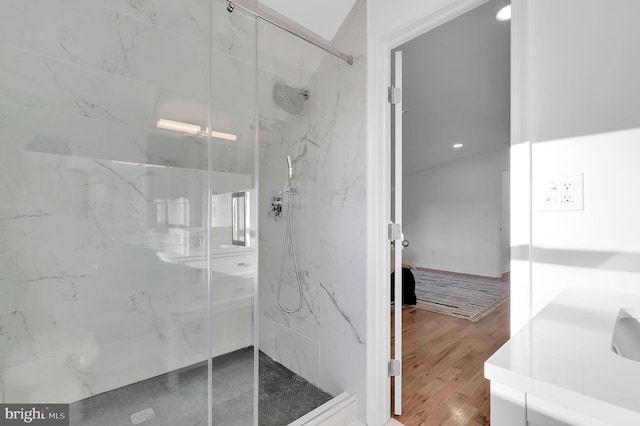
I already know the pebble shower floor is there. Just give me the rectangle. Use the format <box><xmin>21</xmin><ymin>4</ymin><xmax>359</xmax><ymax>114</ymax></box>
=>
<box><xmin>69</xmin><ymin>347</ymin><xmax>332</xmax><ymax>425</ymax></box>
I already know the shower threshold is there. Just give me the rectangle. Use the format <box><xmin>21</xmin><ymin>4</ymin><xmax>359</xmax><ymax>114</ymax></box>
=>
<box><xmin>69</xmin><ymin>347</ymin><xmax>332</xmax><ymax>426</ymax></box>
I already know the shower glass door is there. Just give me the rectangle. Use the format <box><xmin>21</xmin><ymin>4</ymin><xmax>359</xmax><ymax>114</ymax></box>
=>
<box><xmin>0</xmin><ymin>0</ymin><xmax>258</xmax><ymax>425</ymax></box>
<box><xmin>209</xmin><ymin>0</ymin><xmax>258</xmax><ymax>424</ymax></box>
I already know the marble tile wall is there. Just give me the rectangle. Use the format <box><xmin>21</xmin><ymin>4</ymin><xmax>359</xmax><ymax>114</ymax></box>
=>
<box><xmin>0</xmin><ymin>0</ymin><xmax>256</xmax><ymax>404</ymax></box>
<box><xmin>257</xmin><ymin>0</ymin><xmax>367</xmax><ymax>418</ymax></box>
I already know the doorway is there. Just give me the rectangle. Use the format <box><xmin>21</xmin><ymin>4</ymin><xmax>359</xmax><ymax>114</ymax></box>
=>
<box><xmin>389</xmin><ymin>0</ymin><xmax>511</xmax><ymax>421</ymax></box>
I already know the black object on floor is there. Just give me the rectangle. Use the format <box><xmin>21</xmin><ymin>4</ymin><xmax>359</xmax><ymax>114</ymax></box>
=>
<box><xmin>69</xmin><ymin>347</ymin><xmax>332</xmax><ymax>426</ymax></box>
<box><xmin>391</xmin><ymin>267</ymin><xmax>417</xmax><ymax>305</ymax></box>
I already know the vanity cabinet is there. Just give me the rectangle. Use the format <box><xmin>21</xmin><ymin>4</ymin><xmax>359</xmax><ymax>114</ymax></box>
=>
<box><xmin>485</xmin><ymin>288</ymin><xmax>640</xmax><ymax>426</ymax></box>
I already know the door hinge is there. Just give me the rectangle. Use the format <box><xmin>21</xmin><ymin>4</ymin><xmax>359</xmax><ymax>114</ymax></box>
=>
<box><xmin>388</xmin><ymin>359</ymin><xmax>401</xmax><ymax>377</ymax></box>
<box><xmin>388</xmin><ymin>222</ymin><xmax>402</xmax><ymax>241</ymax></box>
<box><xmin>388</xmin><ymin>86</ymin><xmax>402</xmax><ymax>104</ymax></box>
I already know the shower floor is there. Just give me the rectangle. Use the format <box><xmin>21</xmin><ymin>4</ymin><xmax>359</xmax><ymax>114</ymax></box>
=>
<box><xmin>69</xmin><ymin>347</ymin><xmax>332</xmax><ymax>426</ymax></box>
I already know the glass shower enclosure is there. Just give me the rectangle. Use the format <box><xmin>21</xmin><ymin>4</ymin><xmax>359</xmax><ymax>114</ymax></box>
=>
<box><xmin>0</xmin><ymin>0</ymin><xmax>352</xmax><ymax>423</ymax></box>
<box><xmin>0</xmin><ymin>0</ymin><xmax>258</xmax><ymax>424</ymax></box>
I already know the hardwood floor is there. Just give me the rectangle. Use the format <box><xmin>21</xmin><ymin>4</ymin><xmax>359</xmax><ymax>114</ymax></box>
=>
<box><xmin>391</xmin><ymin>272</ymin><xmax>510</xmax><ymax>426</ymax></box>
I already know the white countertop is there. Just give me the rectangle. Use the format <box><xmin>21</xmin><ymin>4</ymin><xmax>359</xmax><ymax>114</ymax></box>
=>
<box><xmin>485</xmin><ymin>287</ymin><xmax>640</xmax><ymax>424</ymax></box>
<box><xmin>156</xmin><ymin>245</ymin><xmax>254</xmax><ymax>271</ymax></box>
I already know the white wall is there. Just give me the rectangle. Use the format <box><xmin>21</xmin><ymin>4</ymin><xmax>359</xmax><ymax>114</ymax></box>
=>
<box><xmin>531</xmin><ymin>129</ymin><xmax>640</xmax><ymax>313</ymax></box>
<box><xmin>394</xmin><ymin>0</ymin><xmax>510</xmax><ymax>174</ymax></box>
<box><xmin>526</xmin><ymin>0</ymin><xmax>640</xmax><ymax>314</ymax></box>
<box><xmin>404</xmin><ymin>149</ymin><xmax>508</xmax><ymax>277</ymax></box>
<box><xmin>368</xmin><ymin>0</ymin><xmax>476</xmax><ymax>41</ymax></box>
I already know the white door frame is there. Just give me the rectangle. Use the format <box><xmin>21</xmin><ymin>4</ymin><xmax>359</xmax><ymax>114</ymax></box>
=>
<box><xmin>365</xmin><ymin>0</ymin><xmax>531</xmax><ymax>424</ymax></box>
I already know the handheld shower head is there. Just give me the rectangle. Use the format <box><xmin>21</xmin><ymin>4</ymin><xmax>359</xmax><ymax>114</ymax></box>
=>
<box><xmin>286</xmin><ymin>155</ymin><xmax>293</xmax><ymax>180</ymax></box>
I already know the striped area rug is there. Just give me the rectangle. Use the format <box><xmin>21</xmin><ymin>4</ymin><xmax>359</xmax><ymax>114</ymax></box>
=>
<box><xmin>412</xmin><ymin>269</ymin><xmax>509</xmax><ymax>322</ymax></box>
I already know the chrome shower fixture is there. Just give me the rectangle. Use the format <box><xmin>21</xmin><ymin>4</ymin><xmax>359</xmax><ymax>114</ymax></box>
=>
<box><xmin>277</xmin><ymin>154</ymin><xmax>302</xmax><ymax>313</ymax></box>
<box><xmin>227</xmin><ymin>1</ymin><xmax>235</xmax><ymax>13</ymax></box>
<box><xmin>274</xmin><ymin>84</ymin><xmax>310</xmax><ymax>115</ymax></box>
<box><xmin>286</xmin><ymin>155</ymin><xmax>293</xmax><ymax>183</ymax></box>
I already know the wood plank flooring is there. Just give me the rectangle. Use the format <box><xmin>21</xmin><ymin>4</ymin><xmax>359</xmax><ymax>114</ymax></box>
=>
<box><xmin>391</xmin><ymin>272</ymin><xmax>510</xmax><ymax>426</ymax></box>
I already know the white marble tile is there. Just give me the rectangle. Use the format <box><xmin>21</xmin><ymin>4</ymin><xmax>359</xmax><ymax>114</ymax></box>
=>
<box><xmin>73</xmin><ymin>293</ymin><xmax>169</xmax><ymax>344</ymax></box>
<box><xmin>0</xmin><ymin>197</ymin><xmax>113</xmax><ymax>254</ymax></box>
<box><xmin>61</xmin><ymin>0</ymin><xmax>209</xmax><ymax>98</ymax></box>
<box><xmin>55</xmin><ymin>328</ymin><xmax>101</xmax><ymax>375</ymax></box>
<box><xmin>0</xmin><ymin>150</ymin><xmax>59</xmax><ymax>221</ymax></box>
<box><xmin>257</xmin><ymin>21</ymin><xmax>325</xmax><ymax>88</ymax></box>
<box><xmin>212</xmin><ymin>304</ymin><xmax>253</xmax><ymax>356</ymax></box>
<box><xmin>259</xmin><ymin>318</ymin><xmax>320</xmax><ymax>386</ymax></box>
<box><xmin>0</xmin><ymin>150</ymin><xmax>211</xmax><ymax>253</ymax></box>
<box><xmin>0</xmin><ymin>369</ymin><xmax>5</xmax><ymax>402</ymax></box>
<box><xmin>11</xmin><ymin>270</ymin><xmax>101</xmax><ymax>312</ymax></box>
<box><xmin>0</xmin><ymin>284</ymin><xmax>14</xmax><ymax>314</ymax></box>
<box><xmin>257</xmin><ymin>115</ymin><xmax>285</xmax><ymax>157</ymax></box>
<box><xmin>211</xmin><ymin>144</ymin><xmax>255</xmax><ymax>175</ymax></box>
<box><xmin>0</xmin><ymin>0</ymin><xmax>63</xmax><ymax>59</ymax></box>
<box><xmin>0</xmin><ymin>308</ymin><xmax>57</xmax><ymax>369</ymax></box>
<box><xmin>313</xmin><ymin>85</ymin><xmax>366</xmax><ymax>206</ymax></box>
<box><xmin>125</xmin><ymin>0</ymin><xmax>210</xmax><ymax>43</ymax></box>
<box><xmin>258</xmin><ymin>246</ymin><xmax>320</xmax><ymax>342</ymax></box>
<box><xmin>0</xmin><ymin>44</ymin><xmax>159</xmax><ymax>127</ymax></box>
<box><xmin>0</xmin><ymin>254</ymin><xmax>99</xmax><ymax>310</ymax></box>
<box><xmin>211</xmin><ymin>49</ymin><xmax>256</xmax><ymax>113</ymax></box>
<box><xmin>1</xmin><ymin>357</ymin><xmax>86</xmax><ymax>403</ymax></box>
<box><xmin>212</xmin><ymin>0</ymin><xmax>257</xmax><ymax>64</ymax></box>
<box><xmin>257</xmin><ymin>0</ymin><xmax>367</xmax><ymax>403</ymax></box>
<box><xmin>84</xmin><ymin>0</ymin><xmax>257</xmax><ymax>66</ymax></box>
<box><xmin>152</xmin><ymin>88</ymin><xmax>208</xmax><ymax>129</ymax></box>
<box><xmin>88</xmin><ymin>0</ymin><xmax>128</xmax><ymax>13</ymax></box>
<box><xmin>82</xmin><ymin>344</ymin><xmax>135</xmax><ymax>397</ymax></box>
<box><xmin>0</xmin><ymin>101</ymin><xmax>204</xmax><ymax>170</ymax></box>
<box><xmin>171</xmin><ymin>311</ymin><xmax>209</xmax><ymax>361</ymax></box>
<box><xmin>319</xmin><ymin>325</ymin><xmax>366</xmax><ymax>401</ymax></box>
<box><xmin>309</xmin><ymin>205</ymin><xmax>367</xmax><ymax>331</ymax></box>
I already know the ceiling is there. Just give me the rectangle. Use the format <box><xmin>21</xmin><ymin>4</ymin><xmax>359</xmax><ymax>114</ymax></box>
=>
<box><xmin>395</xmin><ymin>0</ymin><xmax>510</xmax><ymax>175</ymax></box>
<box><xmin>259</xmin><ymin>0</ymin><xmax>357</xmax><ymax>41</ymax></box>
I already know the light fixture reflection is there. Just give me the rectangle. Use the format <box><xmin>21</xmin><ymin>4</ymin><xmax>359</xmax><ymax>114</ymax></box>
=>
<box><xmin>156</xmin><ymin>118</ymin><xmax>238</xmax><ymax>141</ymax></box>
<box><xmin>209</xmin><ymin>129</ymin><xmax>238</xmax><ymax>141</ymax></box>
<box><xmin>112</xmin><ymin>160</ymin><xmax>167</xmax><ymax>168</ymax></box>
<box><xmin>496</xmin><ymin>5</ymin><xmax>511</xmax><ymax>21</ymax></box>
<box><xmin>156</xmin><ymin>118</ymin><xmax>201</xmax><ymax>135</ymax></box>
<box><xmin>453</xmin><ymin>143</ymin><xmax>464</xmax><ymax>149</ymax></box>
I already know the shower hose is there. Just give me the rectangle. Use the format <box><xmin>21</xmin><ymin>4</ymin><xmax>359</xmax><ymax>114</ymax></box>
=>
<box><xmin>277</xmin><ymin>187</ymin><xmax>304</xmax><ymax>313</ymax></box>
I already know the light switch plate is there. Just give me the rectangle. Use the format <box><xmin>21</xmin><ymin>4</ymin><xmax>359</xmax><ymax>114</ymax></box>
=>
<box><xmin>537</xmin><ymin>173</ymin><xmax>584</xmax><ymax>211</ymax></box>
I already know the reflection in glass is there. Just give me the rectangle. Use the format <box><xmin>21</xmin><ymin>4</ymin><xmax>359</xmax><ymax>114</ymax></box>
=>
<box><xmin>232</xmin><ymin>191</ymin><xmax>249</xmax><ymax>246</ymax></box>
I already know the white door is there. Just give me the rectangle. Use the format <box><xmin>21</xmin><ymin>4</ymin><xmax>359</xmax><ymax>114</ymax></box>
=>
<box><xmin>391</xmin><ymin>50</ymin><xmax>404</xmax><ymax>416</ymax></box>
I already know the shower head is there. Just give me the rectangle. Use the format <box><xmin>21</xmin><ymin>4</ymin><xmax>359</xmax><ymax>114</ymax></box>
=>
<box><xmin>286</xmin><ymin>155</ymin><xmax>293</xmax><ymax>180</ymax></box>
<box><xmin>274</xmin><ymin>84</ymin><xmax>310</xmax><ymax>115</ymax></box>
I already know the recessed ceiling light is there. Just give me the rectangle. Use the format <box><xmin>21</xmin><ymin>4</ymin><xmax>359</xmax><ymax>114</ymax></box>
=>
<box><xmin>496</xmin><ymin>5</ymin><xmax>511</xmax><ymax>21</ymax></box>
<box><xmin>453</xmin><ymin>143</ymin><xmax>463</xmax><ymax>149</ymax></box>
